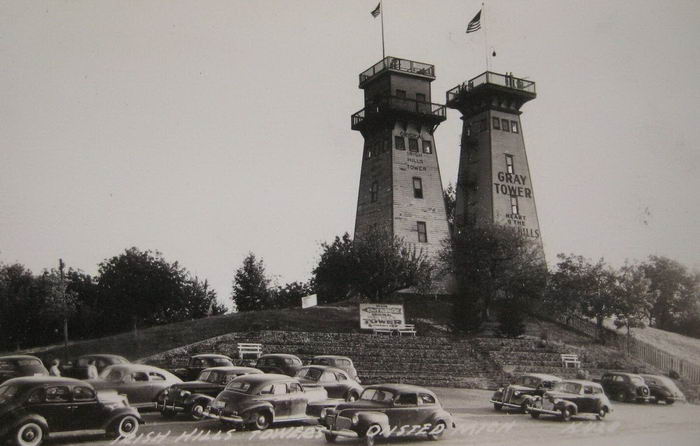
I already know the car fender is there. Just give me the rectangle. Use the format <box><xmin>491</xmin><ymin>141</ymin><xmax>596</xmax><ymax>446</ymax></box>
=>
<box><xmin>185</xmin><ymin>394</ymin><xmax>214</xmax><ymax>407</ymax></box>
<box><xmin>492</xmin><ymin>389</ymin><xmax>503</xmax><ymax>401</ymax></box>
<box><xmin>0</xmin><ymin>413</ymin><xmax>49</xmax><ymax>439</ymax></box>
<box><xmin>426</xmin><ymin>410</ymin><xmax>453</xmax><ymax>430</ymax></box>
<box><xmin>554</xmin><ymin>400</ymin><xmax>578</xmax><ymax>415</ymax></box>
<box><xmin>101</xmin><ymin>407</ymin><xmax>144</xmax><ymax>430</ymax></box>
<box><xmin>241</xmin><ymin>401</ymin><xmax>275</xmax><ymax>423</ymax></box>
<box><xmin>353</xmin><ymin>411</ymin><xmax>390</xmax><ymax>438</ymax></box>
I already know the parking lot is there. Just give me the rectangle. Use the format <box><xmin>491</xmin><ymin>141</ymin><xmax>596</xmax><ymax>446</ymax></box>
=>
<box><xmin>46</xmin><ymin>388</ymin><xmax>700</xmax><ymax>446</ymax></box>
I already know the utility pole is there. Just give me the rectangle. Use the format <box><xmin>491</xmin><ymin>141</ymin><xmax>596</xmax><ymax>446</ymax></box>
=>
<box><xmin>59</xmin><ymin>258</ymin><xmax>69</xmax><ymax>363</ymax></box>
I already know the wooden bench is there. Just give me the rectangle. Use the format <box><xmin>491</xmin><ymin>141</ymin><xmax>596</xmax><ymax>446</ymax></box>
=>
<box><xmin>561</xmin><ymin>353</ymin><xmax>581</xmax><ymax>368</ymax></box>
<box><xmin>237</xmin><ymin>343</ymin><xmax>263</xmax><ymax>360</ymax></box>
<box><xmin>372</xmin><ymin>324</ymin><xmax>416</xmax><ymax>336</ymax></box>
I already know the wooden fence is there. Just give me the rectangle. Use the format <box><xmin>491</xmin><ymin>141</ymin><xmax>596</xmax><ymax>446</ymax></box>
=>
<box><xmin>551</xmin><ymin>314</ymin><xmax>700</xmax><ymax>383</ymax></box>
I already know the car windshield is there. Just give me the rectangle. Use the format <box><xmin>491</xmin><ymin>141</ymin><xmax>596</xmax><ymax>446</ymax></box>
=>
<box><xmin>0</xmin><ymin>384</ymin><xmax>19</xmax><ymax>403</ymax></box>
<box><xmin>17</xmin><ymin>359</ymin><xmax>47</xmax><ymax>375</ymax></box>
<box><xmin>206</xmin><ymin>358</ymin><xmax>233</xmax><ymax>367</ymax></box>
<box><xmin>630</xmin><ymin>376</ymin><xmax>645</xmax><ymax>386</ymax></box>
<box><xmin>225</xmin><ymin>381</ymin><xmax>253</xmax><ymax>393</ymax></box>
<box><xmin>296</xmin><ymin>368</ymin><xmax>322</xmax><ymax>381</ymax></box>
<box><xmin>360</xmin><ymin>388</ymin><xmax>396</xmax><ymax>402</ymax></box>
<box><xmin>553</xmin><ymin>382</ymin><xmax>582</xmax><ymax>394</ymax></box>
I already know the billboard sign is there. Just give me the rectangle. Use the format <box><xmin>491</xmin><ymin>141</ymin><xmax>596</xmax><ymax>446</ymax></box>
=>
<box><xmin>301</xmin><ymin>294</ymin><xmax>317</xmax><ymax>309</ymax></box>
<box><xmin>359</xmin><ymin>303</ymin><xmax>405</xmax><ymax>329</ymax></box>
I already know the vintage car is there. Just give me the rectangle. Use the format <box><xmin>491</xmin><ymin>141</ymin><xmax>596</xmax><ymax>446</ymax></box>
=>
<box><xmin>0</xmin><ymin>356</ymin><xmax>49</xmax><ymax>385</ymax></box>
<box><xmin>171</xmin><ymin>354</ymin><xmax>234</xmax><ymax>381</ymax></box>
<box><xmin>640</xmin><ymin>374</ymin><xmax>685</xmax><ymax>404</ymax></box>
<box><xmin>320</xmin><ymin>384</ymin><xmax>453</xmax><ymax>446</ymax></box>
<box><xmin>529</xmin><ymin>380</ymin><xmax>612</xmax><ymax>421</ymax></box>
<box><xmin>255</xmin><ymin>354</ymin><xmax>303</xmax><ymax>377</ymax></box>
<box><xmin>89</xmin><ymin>364</ymin><xmax>182</xmax><ymax>410</ymax></box>
<box><xmin>311</xmin><ymin>355</ymin><xmax>361</xmax><ymax>383</ymax></box>
<box><xmin>203</xmin><ymin>373</ymin><xmax>327</xmax><ymax>430</ymax></box>
<box><xmin>0</xmin><ymin>376</ymin><xmax>142</xmax><ymax>446</ymax></box>
<box><xmin>295</xmin><ymin>365</ymin><xmax>363</xmax><ymax>401</ymax></box>
<box><xmin>157</xmin><ymin>366</ymin><xmax>263</xmax><ymax>419</ymax></box>
<box><xmin>600</xmin><ymin>372</ymin><xmax>651</xmax><ymax>403</ymax></box>
<box><xmin>490</xmin><ymin>373</ymin><xmax>561</xmax><ymax>412</ymax></box>
<box><xmin>62</xmin><ymin>354</ymin><xmax>130</xmax><ymax>379</ymax></box>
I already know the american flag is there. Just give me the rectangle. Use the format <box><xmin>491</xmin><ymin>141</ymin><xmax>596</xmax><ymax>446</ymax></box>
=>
<box><xmin>466</xmin><ymin>10</ymin><xmax>481</xmax><ymax>33</ymax></box>
<box><xmin>371</xmin><ymin>3</ymin><xmax>381</xmax><ymax>18</ymax></box>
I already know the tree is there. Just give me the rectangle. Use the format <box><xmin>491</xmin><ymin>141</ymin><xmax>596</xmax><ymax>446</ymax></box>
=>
<box><xmin>270</xmin><ymin>281</ymin><xmax>315</xmax><ymax>309</ymax></box>
<box><xmin>231</xmin><ymin>253</ymin><xmax>272</xmax><ymax>311</ymax></box>
<box><xmin>313</xmin><ymin>228</ymin><xmax>435</xmax><ymax>303</ymax></box>
<box><xmin>641</xmin><ymin>256</ymin><xmax>700</xmax><ymax>332</ymax></box>
<box><xmin>440</xmin><ymin>224</ymin><xmax>546</xmax><ymax>335</ymax></box>
<box><xmin>613</xmin><ymin>262</ymin><xmax>652</xmax><ymax>349</ymax></box>
<box><xmin>443</xmin><ymin>183</ymin><xmax>456</xmax><ymax>236</ymax></box>
<box><xmin>97</xmin><ymin>247</ymin><xmax>223</xmax><ymax>335</ymax></box>
<box><xmin>0</xmin><ymin>263</ymin><xmax>45</xmax><ymax>349</ymax></box>
<box><xmin>313</xmin><ymin>233</ymin><xmax>355</xmax><ymax>303</ymax></box>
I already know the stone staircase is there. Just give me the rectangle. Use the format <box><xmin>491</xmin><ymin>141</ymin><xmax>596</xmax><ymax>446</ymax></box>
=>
<box><xmin>140</xmin><ymin>330</ymin><xmax>660</xmax><ymax>391</ymax></box>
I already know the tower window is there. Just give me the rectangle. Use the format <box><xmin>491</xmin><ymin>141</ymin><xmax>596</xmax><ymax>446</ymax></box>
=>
<box><xmin>416</xmin><ymin>93</ymin><xmax>426</xmax><ymax>102</ymax></box>
<box><xmin>501</xmin><ymin>119</ymin><xmax>510</xmax><ymax>132</ymax></box>
<box><xmin>492</xmin><ymin>117</ymin><xmax>500</xmax><ymax>130</ymax></box>
<box><xmin>465</xmin><ymin>125</ymin><xmax>472</xmax><ymax>137</ymax></box>
<box><xmin>413</xmin><ymin>177</ymin><xmax>423</xmax><ymax>199</ymax></box>
<box><xmin>395</xmin><ymin>89</ymin><xmax>406</xmax><ymax>98</ymax></box>
<box><xmin>480</xmin><ymin>119</ymin><xmax>487</xmax><ymax>132</ymax></box>
<box><xmin>370</xmin><ymin>182</ymin><xmax>378</xmax><ymax>203</ymax></box>
<box><xmin>417</xmin><ymin>222</ymin><xmax>427</xmax><ymax>243</ymax></box>
<box><xmin>365</xmin><ymin>145</ymin><xmax>372</xmax><ymax>159</ymax></box>
<box><xmin>511</xmin><ymin>121</ymin><xmax>519</xmax><ymax>133</ymax></box>
<box><xmin>505</xmin><ymin>154</ymin><xmax>514</xmax><ymax>174</ymax></box>
<box><xmin>394</xmin><ymin>136</ymin><xmax>405</xmax><ymax>150</ymax></box>
<box><xmin>510</xmin><ymin>196</ymin><xmax>519</xmax><ymax>215</ymax></box>
<box><xmin>422</xmin><ymin>140</ymin><xmax>432</xmax><ymax>154</ymax></box>
<box><xmin>408</xmin><ymin>138</ymin><xmax>419</xmax><ymax>152</ymax></box>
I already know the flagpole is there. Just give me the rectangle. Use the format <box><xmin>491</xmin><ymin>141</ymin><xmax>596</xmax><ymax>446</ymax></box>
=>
<box><xmin>482</xmin><ymin>1</ymin><xmax>489</xmax><ymax>71</ymax></box>
<box><xmin>380</xmin><ymin>0</ymin><xmax>386</xmax><ymax>59</ymax></box>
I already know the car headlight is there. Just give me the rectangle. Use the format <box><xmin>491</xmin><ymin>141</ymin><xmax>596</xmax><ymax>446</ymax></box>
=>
<box><xmin>163</xmin><ymin>389</ymin><xmax>169</xmax><ymax>396</ymax></box>
<box><xmin>181</xmin><ymin>390</ymin><xmax>191</xmax><ymax>397</ymax></box>
<box><xmin>351</xmin><ymin>414</ymin><xmax>359</xmax><ymax>425</ymax></box>
<box><xmin>320</xmin><ymin>408</ymin><xmax>328</xmax><ymax>419</ymax></box>
<box><xmin>513</xmin><ymin>391</ymin><xmax>521</xmax><ymax>397</ymax></box>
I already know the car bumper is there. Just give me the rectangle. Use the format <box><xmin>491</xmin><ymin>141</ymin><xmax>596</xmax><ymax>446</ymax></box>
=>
<box><xmin>635</xmin><ymin>396</ymin><xmax>652</xmax><ymax>403</ymax></box>
<box><xmin>157</xmin><ymin>401</ymin><xmax>187</xmax><ymax>413</ymax></box>
<box><xmin>318</xmin><ymin>427</ymin><xmax>359</xmax><ymax>439</ymax></box>
<box><xmin>489</xmin><ymin>399</ymin><xmax>524</xmax><ymax>410</ymax></box>
<box><xmin>202</xmin><ymin>408</ymin><xmax>244</xmax><ymax>424</ymax></box>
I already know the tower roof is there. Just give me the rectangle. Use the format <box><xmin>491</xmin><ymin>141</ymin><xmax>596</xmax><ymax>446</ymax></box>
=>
<box><xmin>358</xmin><ymin>56</ymin><xmax>436</xmax><ymax>88</ymax></box>
<box><xmin>446</xmin><ymin>71</ymin><xmax>536</xmax><ymax>113</ymax></box>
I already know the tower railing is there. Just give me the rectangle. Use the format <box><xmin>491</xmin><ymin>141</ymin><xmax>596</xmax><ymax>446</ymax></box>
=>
<box><xmin>359</xmin><ymin>57</ymin><xmax>435</xmax><ymax>86</ymax></box>
<box><xmin>446</xmin><ymin>71</ymin><xmax>536</xmax><ymax>103</ymax></box>
<box><xmin>351</xmin><ymin>96</ymin><xmax>446</xmax><ymax>129</ymax></box>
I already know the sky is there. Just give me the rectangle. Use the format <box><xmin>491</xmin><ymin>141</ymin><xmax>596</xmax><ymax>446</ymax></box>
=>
<box><xmin>1</xmin><ymin>0</ymin><xmax>699</xmax><ymax>307</ymax></box>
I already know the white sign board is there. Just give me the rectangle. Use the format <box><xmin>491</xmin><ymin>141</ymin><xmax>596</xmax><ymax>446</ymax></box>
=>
<box><xmin>359</xmin><ymin>303</ymin><xmax>405</xmax><ymax>329</ymax></box>
<box><xmin>301</xmin><ymin>294</ymin><xmax>317</xmax><ymax>309</ymax></box>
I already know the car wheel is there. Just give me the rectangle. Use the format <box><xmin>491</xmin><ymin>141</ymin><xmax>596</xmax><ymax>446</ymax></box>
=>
<box><xmin>252</xmin><ymin>411</ymin><xmax>271</xmax><ymax>430</ymax></box>
<box><xmin>427</xmin><ymin>421</ymin><xmax>447</xmax><ymax>441</ymax></box>
<box><xmin>324</xmin><ymin>433</ymin><xmax>337</xmax><ymax>443</ymax></box>
<box><xmin>559</xmin><ymin>407</ymin><xmax>571</xmax><ymax>422</ymax></box>
<box><xmin>14</xmin><ymin>421</ymin><xmax>44</xmax><ymax>446</ymax></box>
<box><xmin>521</xmin><ymin>400</ymin><xmax>533</xmax><ymax>413</ymax></box>
<box><xmin>346</xmin><ymin>391</ymin><xmax>359</xmax><ymax>402</ymax></box>
<box><xmin>493</xmin><ymin>403</ymin><xmax>503</xmax><ymax>411</ymax></box>
<box><xmin>596</xmin><ymin>407</ymin><xmax>607</xmax><ymax>421</ymax></box>
<box><xmin>615</xmin><ymin>391</ymin><xmax>627</xmax><ymax>402</ymax></box>
<box><xmin>364</xmin><ymin>424</ymin><xmax>380</xmax><ymax>446</ymax></box>
<box><xmin>530</xmin><ymin>412</ymin><xmax>540</xmax><ymax>419</ymax></box>
<box><xmin>111</xmin><ymin>415</ymin><xmax>139</xmax><ymax>438</ymax></box>
<box><xmin>190</xmin><ymin>402</ymin><xmax>206</xmax><ymax>420</ymax></box>
<box><xmin>665</xmin><ymin>398</ymin><xmax>675</xmax><ymax>405</ymax></box>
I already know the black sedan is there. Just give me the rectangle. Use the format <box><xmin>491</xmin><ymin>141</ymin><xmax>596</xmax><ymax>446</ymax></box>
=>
<box><xmin>0</xmin><ymin>376</ymin><xmax>142</xmax><ymax>446</ymax></box>
<box><xmin>158</xmin><ymin>366</ymin><xmax>263</xmax><ymax>419</ymax></box>
<box><xmin>0</xmin><ymin>356</ymin><xmax>48</xmax><ymax>385</ymax></box>
<box><xmin>295</xmin><ymin>366</ymin><xmax>363</xmax><ymax>401</ymax></box>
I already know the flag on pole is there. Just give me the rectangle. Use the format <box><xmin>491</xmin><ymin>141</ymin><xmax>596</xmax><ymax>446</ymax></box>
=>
<box><xmin>371</xmin><ymin>3</ymin><xmax>381</xmax><ymax>18</ymax></box>
<box><xmin>466</xmin><ymin>10</ymin><xmax>481</xmax><ymax>33</ymax></box>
